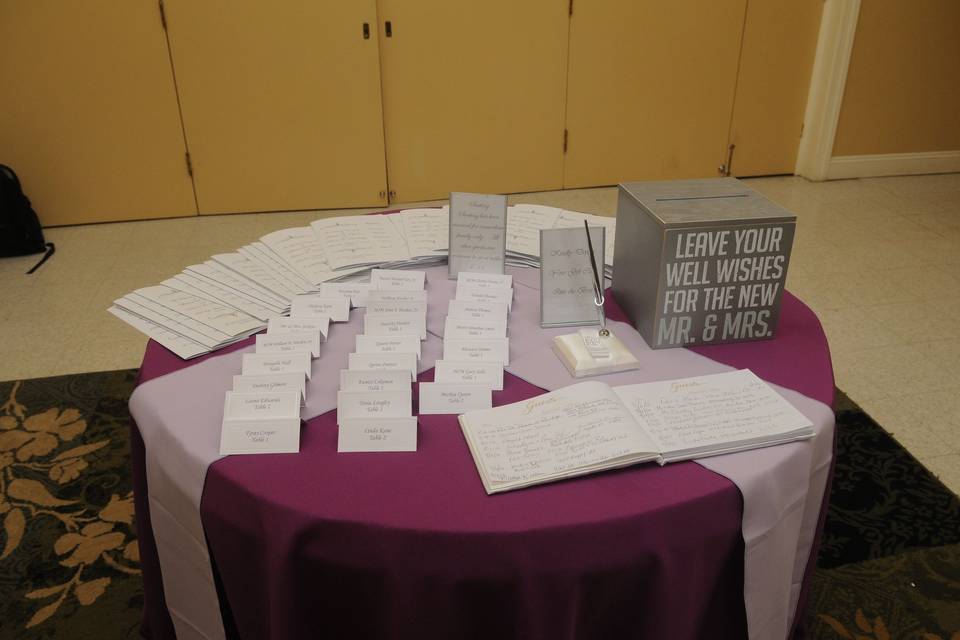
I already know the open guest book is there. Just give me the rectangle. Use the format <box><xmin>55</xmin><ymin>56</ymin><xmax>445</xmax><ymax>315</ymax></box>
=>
<box><xmin>458</xmin><ymin>369</ymin><xmax>814</xmax><ymax>494</ymax></box>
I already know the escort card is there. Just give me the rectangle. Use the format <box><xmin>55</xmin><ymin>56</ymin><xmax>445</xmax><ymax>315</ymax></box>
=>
<box><xmin>224</xmin><ymin>390</ymin><xmax>300</xmax><ymax>420</ymax></box>
<box><xmin>348</xmin><ymin>352</ymin><xmax>418</xmax><ymax>380</ymax></box>
<box><xmin>456</xmin><ymin>271</ymin><xmax>513</xmax><ymax>290</ymax></box>
<box><xmin>220</xmin><ymin>391</ymin><xmax>301</xmax><ymax>455</ymax></box>
<box><xmin>443</xmin><ymin>338</ymin><xmax>510</xmax><ymax>364</ymax></box>
<box><xmin>289</xmin><ymin>295</ymin><xmax>350</xmax><ymax>322</ymax></box>
<box><xmin>370</xmin><ymin>268</ymin><xmax>425</xmax><ymax>291</ymax></box>
<box><xmin>366</xmin><ymin>290</ymin><xmax>428</xmax><ymax>304</ymax></box>
<box><xmin>448</xmin><ymin>192</ymin><xmax>507</xmax><ymax>278</ymax></box>
<box><xmin>255</xmin><ymin>331</ymin><xmax>320</xmax><ymax>358</ymax></box>
<box><xmin>366</xmin><ymin>299</ymin><xmax>428</xmax><ymax>316</ymax></box>
<box><xmin>363</xmin><ymin>313</ymin><xmax>427</xmax><ymax>340</ymax></box>
<box><xmin>233</xmin><ymin>373</ymin><xmax>306</xmax><ymax>402</ymax></box>
<box><xmin>355</xmin><ymin>334</ymin><xmax>422</xmax><ymax>358</ymax></box>
<box><xmin>418</xmin><ymin>383</ymin><xmax>492</xmax><ymax>415</ymax></box>
<box><xmin>540</xmin><ymin>226</ymin><xmax>606</xmax><ymax>327</ymax></box>
<box><xmin>456</xmin><ymin>285</ymin><xmax>513</xmax><ymax>311</ymax></box>
<box><xmin>447</xmin><ymin>299</ymin><xmax>509</xmax><ymax>321</ymax></box>
<box><xmin>444</xmin><ymin>317</ymin><xmax>508</xmax><ymax>340</ymax></box>
<box><xmin>319</xmin><ymin>282</ymin><xmax>372</xmax><ymax>307</ymax></box>
<box><xmin>338</xmin><ymin>417</ymin><xmax>417</xmax><ymax>453</ymax></box>
<box><xmin>242</xmin><ymin>352</ymin><xmax>312</xmax><ymax>379</ymax></box>
<box><xmin>433</xmin><ymin>360</ymin><xmax>504</xmax><ymax>391</ymax></box>
<box><xmin>267</xmin><ymin>316</ymin><xmax>329</xmax><ymax>341</ymax></box>
<box><xmin>339</xmin><ymin>369</ymin><xmax>411</xmax><ymax>392</ymax></box>
<box><xmin>336</xmin><ymin>390</ymin><xmax>412</xmax><ymax>422</ymax></box>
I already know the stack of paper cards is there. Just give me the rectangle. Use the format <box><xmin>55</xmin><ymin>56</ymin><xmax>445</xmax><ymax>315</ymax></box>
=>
<box><xmin>219</xmin><ymin>390</ymin><xmax>302</xmax><ymax>455</ymax></box>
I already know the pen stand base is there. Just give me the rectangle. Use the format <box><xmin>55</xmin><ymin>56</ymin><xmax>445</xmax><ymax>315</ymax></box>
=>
<box><xmin>552</xmin><ymin>332</ymin><xmax>640</xmax><ymax>378</ymax></box>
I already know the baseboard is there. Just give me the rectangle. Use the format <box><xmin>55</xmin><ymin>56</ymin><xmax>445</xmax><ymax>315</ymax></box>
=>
<box><xmin>827</xmin><ymin>150</ymin><xmax>960</xmax><ymax>180</ymax></box>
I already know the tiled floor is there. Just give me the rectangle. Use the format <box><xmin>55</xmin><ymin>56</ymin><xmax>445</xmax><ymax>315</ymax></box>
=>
<box><xmin>1</xmin><ymin>174</ymin><xmax>959</xmax><ymax>492</ymax></box>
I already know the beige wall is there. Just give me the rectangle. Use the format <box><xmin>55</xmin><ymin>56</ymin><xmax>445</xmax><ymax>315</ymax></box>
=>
<box><xmin>833</xmin><ymin>0</ymin><xmax>960</xmax><ymax>156</ymax></box>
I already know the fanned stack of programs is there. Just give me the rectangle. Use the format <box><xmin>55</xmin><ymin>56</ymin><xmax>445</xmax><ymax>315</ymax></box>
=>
<box><xmin>458</xmin><ymin>369</ymin><xmax>814</xmax><ymax>494</ymax></box>
<box><xmin>108</xmin><ymin>204</ymin><xmax>616</xmax><ymax>360</ymax></box>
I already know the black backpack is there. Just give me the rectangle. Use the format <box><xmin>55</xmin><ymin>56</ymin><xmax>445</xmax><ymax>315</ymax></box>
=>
<box><xmin>1</xmin><ymin>164</ymin><xmax>55</xmax><ymax>273</ymax></box>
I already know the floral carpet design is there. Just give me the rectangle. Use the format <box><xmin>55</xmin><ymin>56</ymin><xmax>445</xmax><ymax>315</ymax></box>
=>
<box><xmin>0</xmin><ymin>372</ymin><xmax>957</xmax><ymax>639</ymax></box>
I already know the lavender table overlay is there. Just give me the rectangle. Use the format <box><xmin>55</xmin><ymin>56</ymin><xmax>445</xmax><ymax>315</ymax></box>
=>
<box><xmin>130</xmin><ymin>264</ymin><xmax>834</xmax><ymax>640</ymax></box>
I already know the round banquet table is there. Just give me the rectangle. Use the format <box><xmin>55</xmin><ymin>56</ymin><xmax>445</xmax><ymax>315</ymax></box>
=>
<box><xmin>130</xmin><ymin>288</ymin><xmax>834</xmax><ymax>640</ymax></box>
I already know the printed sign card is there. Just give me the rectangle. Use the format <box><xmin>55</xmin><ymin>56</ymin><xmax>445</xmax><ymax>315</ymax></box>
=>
<box><xmin>418</xmin><ymin>383</ymin><xmax>492</xmax><ymax>415</ymax></box>
<box><xmin>366</xmin><ymin>290</ymin><xmax>428</xmax><ymax>304</ymax></box>
<box><xmin>456</xmin><ymin>271</ymin><xmax>513</xmax><ymax>291</ymax></box>
<box><xmin>363</xmin><ymin>313</ymin><xmax>427</xmax><ymax>340</ymax></box>
<box><xmin>447</xmin><ymin>299</ymin><xmax>509</xmax><ymax>322</ymax></box>
<box><xmin>456</xmin><ymin>286</ymin><xmax>513</xmax><ymax>311</ymax></box>
<box><xmin>348</xmin><ymin>352</ymin><xmax>417</xmax><ymax>380</ymax></box>
<box><xmin>448</xmin><ymin>192</ymin><xmax>507</xmax><ymax>278</ymax></box>
<box><xmin>355</xmin><ymin>334</ymin><xmax>422</xmax><ymax>358</ymax></box>
<box><xmin>267</xmin><ymin>317</ymin><xmax>329</xmax><ymax>341</ymax></box>
<box><xmin>219</xmin><ymin>391</ymin><xmax>301</xmax><ymax>455</ymax></box>
<box><xmin>319</xmin><ymin>282</ymin><xmax>372</xmax><ymax>308</ymax></box>
<box><xmin>540</xmin><ymin>226</ymin><xmax>605</xmax><ymax>328</ymax></box>
<box><xmin>338</xmin><ymin>417</ymin><xmax>417</xmax><ymax>453</ymax></box>
<box><xmin>444</xmin><ymin>317</ymin><xmax>507</xmax><ymax>340</ymax></box>
<box><xmin>443</xmin><ymin>338</ymin><xmax>509</xmax><ymax>364</ymax></box>
<box><xmin>370</xmin><ymin>268</ymin><xmax>425</xmax><ymax>291</ymax></box>
<box><xmin>289</xmin><ymin>295</ymin><xmax>350</xmax><ymax>322</ymax></box>
<box><xmin>255</xmin><ymin>331</ymin><xmax>320</xmax><ymax>358</ymax></box>
<box><xmin>242</xmin><ymin>352</ymin><xmax>312</xmax><ymax>379</ymax></box>
<box><xmin>339</xmin><ymin>369</ymin><xmax>411</xmax><ymax>392</ymax></box>
<box><xmin>233</xmin><ymin>373</ymin><xmax>306</xmax><ymax>403</ymax></box>
<box><xmin>433</xmin><ymin>360</ymin><xmax>504</xmax><ymax>390</ymax></box>
<box><xmin>336</xmin><ymin>390</ymin><xmax>412</xmax><ymax>422</ymax></box>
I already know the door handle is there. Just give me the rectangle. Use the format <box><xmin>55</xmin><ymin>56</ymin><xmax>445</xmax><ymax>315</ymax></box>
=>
<box><xmin>385</xmin><ymin>21</ymin><xmax>392</xmax><ymax>37</ymax></box>
<box><xmin>362</xmin><ymin>23</ymin><xmax>370</xmax><ymax>39</ymax></box>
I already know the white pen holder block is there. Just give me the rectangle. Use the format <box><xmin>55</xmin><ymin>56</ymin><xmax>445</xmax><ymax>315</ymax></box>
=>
<box><xmin>552</xmin><ymin>331</ymin><xmax>640</xmax><ymax>378</ymax></box>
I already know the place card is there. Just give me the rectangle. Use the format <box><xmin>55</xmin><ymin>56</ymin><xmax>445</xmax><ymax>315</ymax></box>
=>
<box><xmin>366</xmin><ymin>299</ymin><xmax>428</xmax><ymax>316</ymax></box>
<box><xmin>418</xmin><ymin>383</ymin><xmax>492</xmax><ymax>415</ymax></box>
<box><xmin>434</xmin><ymin>360</ymin><xmax>504</xmax><ymax>391</ymax></box>
<box><xmin>456</xmin><ymin>285</ymin><xmax>513</xmax><ymax>311</ymax></box>
<box><xmin>443</xmin><ymin>338</ymin><xmax>510</xmax><ymax>364</ymax></box>
<box><xmin>339</xmin><ymin>369</ymin><xmax>411</xmax><ymax>392</ymax></box>
<box><xmin>355</xmin><ymin>334</ymin><xmax>422</xmax><ymax>358</ymax></box>
<box><xmin>233</xmin><ymin>373</ymin><xmax>306</xmax><ymax>403</ymax></box>
<box><xmin>242</xmin><ymin>352</ymin><xmax>312</xmax><ymax>379</ymax></box>
<box><xmin>336</xmin><ymin>390</ymin><xmax>411</xmax><ymax>422</ymax></box>
<box><xmin>456</xmin><ymin>271</ymin><xmax>513</xmax><ymax>290</ymax></box>
<box><xmin>447</xmin><ymin>299</ymin><xmax>509</xmax><ymax>322</ymax></box>
<box><xmin>444</xmin><ymin>317</ymin><xmax>508</xmax><ymax>340</ymax></box>
<box><xmin>540</xmin><ymin>226</ymin><xmax>606</xmax><ymax>327</ymax></box>
<box><xmin>289</xmin><ymin>295</ymin><xmax>350</xmax><ymax>322</ymax></box>
<box><xmin>366</xmin><ymin>290</ymin><xmax>428</xmax><ymax>304</ymax></box>
<box><xmin>319</xmin><ymin>282</ymin><xmax>372</xmax><ymax>307</ymax></box>
<box><xmin>348</xmin><ymin>352</ymin><xmax>418</xmax><ymax>380</ymax></box>
<box><xmin>267</xmin><ymin>316</ymin><xmax>329</xmax><ymax>341</ymax></box>
<box><xmin>338</xmin><ymin>417</ymin><xmax>417</xmax><ymax>453</ymax></box>
<box><xmin>370</xmin><ymin>268</ymin><xmax>425</xmax><ymax>291</ymax></box>
<box><xmin>255</xmin><ymin>331</ymin><xmax>320</xmax><ymax>358</ymax></box>
<box><xmin>448</xmin><ymin>192</ymin><xmax>507</xmax><ymax>278</ymax></box>
<box><xmin>219</xmin><ymin>391</ymin><xmax>301</xmax><ymax>455</ymax></box>
<box><xmin>363</xmin><ymin>312</ymin><xmax>427</xmax><ymax>340</ymax></box>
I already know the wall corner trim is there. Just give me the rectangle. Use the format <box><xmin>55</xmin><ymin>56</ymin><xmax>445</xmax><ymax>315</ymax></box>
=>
<box><xmin>795</xmin><ymin>0</ymin><xmax>861</xmax><ymax>181</ymax></box>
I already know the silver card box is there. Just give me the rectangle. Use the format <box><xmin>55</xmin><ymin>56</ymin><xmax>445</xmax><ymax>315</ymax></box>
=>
<box><xmin>612</xmin><ymin>178</ymin><xmax>796</xmax><ymax>349</ymax></box>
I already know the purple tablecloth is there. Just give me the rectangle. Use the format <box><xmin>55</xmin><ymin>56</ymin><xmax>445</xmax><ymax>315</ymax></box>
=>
<box><xmin>131</xmin><ymin>291</ymin><xmax>834</xmax><ymax>640</ymax></box>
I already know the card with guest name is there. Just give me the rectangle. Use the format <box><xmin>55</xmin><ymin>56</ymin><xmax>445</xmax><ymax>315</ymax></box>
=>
<box><xmin>540</xmin><ymin>226</ymin><xmax>606</xmax><ymax>328</ymax></box>
<box><xmin>268</xmin><ymin>316</ymin><xmax>329</xmax><ymax>341</ymax></box>
<box><xmin>433</xmin><ymin>360</ymin><xmax>504</xmax><ymax>390</ymax></box>
<box><xmin>233</xmin><ymin>373</ymin><xmax>306</xmax><ymax>402</ymax></box>
<box><xmin>289</xmin><ymin>295</ymin><xmax>350</xmax><ymax>322</ymax></box>
<box><xmin>348</xmin><ymin>352</ymin><xmax>418</xmax><ymax>380</ymax></box>
<box><xmin>319</xmin><ymin>282</ymin><xmax>372</xmax><ymax>307</ymax></box>
<box><xmin>443</xmin><ymin>338</ymin><xmax>510</xmax><ymax>364</ymax></box>
<box><xmin>363</xmin><ymin>313</ymin><xmax>427</xmax><ymax>340</ymax></box>
<box><xmin>338</xmin><ymin>417</ymin><xmax>417</xmax><ymax>453</ymax></box>
<box><xmin>366</xmin><ymin>290</ymin><xmax>428</xmax><ymax>304</ymax></box>
<box><xmin>444</xmin><ymin>317</ymin><xmax>508</xmax><ymax>340</ymax></box>
<box><xmin>242</xmin><ymin>352</ymin><xmax>312</xmax><ymax>379</ymax></box>
<box><xmin>355</xmin><ymin>334</ymin><xmax>421</xmax><ymax>358</ymax></box>
<box><xmin>447</xmin><ymin>299</ymin><xmax>509</xmax><ymax>322</ymax></box>
<box><xmin>224</xmin><ymin>390</ymin><xmax>301</xmax><ymax>420</ymax></box>
<box><xmin>336</xmin><ymin>390</ymin><xmax>411</xmax><ymax>422</ymax></box>
<box><xmin>339</xmin><ymin>369</ymin><xmax>411</xmax><ymax>392</ymax></box>
<box><xmin>220</xmin><ymin>391</ymin><xmax>302</xmax><ymax>455</ymax></box>
<box><xmin>370</xmin><ymin>268</ymin><xmax>425</xmax><ymax>291</ymax></box>
<box><xmin>366</xmin><ymin>299</ymin><xmax>428</xmax><ymax>316</ymax></box>
<box><xmin>418</xmin><ymin>383</ymin><xmax>492</xmax><ymax>415</ymax></box>
<box><xmin>448</xmin><ymin>192</ymin><xmax>507</xmax><ymax>278</ymax></box>
<box><xmin>255</xmin><ymin>331</ymin><xmax>320</xmax><ymax>358</ymax></box>
<box><xmin>456</xmin><ymin>285</ymin><xmax>513</xmax><ymax>311</ymax></box>
<box><xmin>456</xmin><ymin>271</ymin><xmax>513</xmax><ymax>291</ymax></box>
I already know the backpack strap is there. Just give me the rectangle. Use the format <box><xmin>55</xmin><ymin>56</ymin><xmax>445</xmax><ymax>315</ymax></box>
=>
<box><xmin>26</xmin><ymin>242</ymin><xmax>56</xmax><ymax>274</ymax></box>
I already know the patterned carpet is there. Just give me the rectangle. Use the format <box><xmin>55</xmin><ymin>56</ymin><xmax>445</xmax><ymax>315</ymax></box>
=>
<box><xmin>0</xmin><ymin>371</ymin><xmax>958</xmax><ymax>639</ymax></box>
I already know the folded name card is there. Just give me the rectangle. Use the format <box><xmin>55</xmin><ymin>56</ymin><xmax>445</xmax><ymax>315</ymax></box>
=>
<box><xmin>255</xmin><ymin>331</ymin><xmax>320</xmax><ymax>358</ymax></box>
<box><xmin>268</xmin><ymin>316</ymin><xmax>329</xmax><ymax>341</ymax></box>
<box><xmin>366</xmin><ymin>290</ymin><xmax>428</xmax><ymax>304</ymax></box>
<box><xmin>355</xmin><ymin>334</ymin><xmax>421</xmax><ymax>358</ymax></box>
<box><xmin>233</xmin><ymin>373</ymin><xmax>306</xmax><ymax>403</ymax></box>
<box><xmin>363</xmin><ymin>312</ymin><xmax>427</xmax><ymax>340</ymax></box>
<box><xmin>289</xmin><ymin>295</ymin><xmax>350</xmax><ymax>322</ymax></box>
<box><xmin>338</xmin><ymin>417</ymin><xmax>417</xmax><ymax>453</ymax></box>
<box><xmin>339</xmin><ymin>369</ymin><xmax>411</xmax><ymax>392</ymax></box>
<box><xmin>348</xmin><ymin>352</ymin><xmax>418</xmax><ymax>380</ymax></box>
<box><xmin>447</xmin><ymin>299</ymin><xmax>509</xmax><ymax>322</ymax></box>
<box><xmin>220</xmin><ymin>391</ymin><xmax>302</xmax><ymax>455</ymax></box>
<box><xmin>366</xmin><ymin>299</ymin><xmax>428</xmax><ymax>316</ymax></box>
<box><xmin>319</xmin><ymin>282</ymin><xmax>372</xmax><ymax>308</ymax></box>
<box><xmin>418</xmin><ymin>383</ymin><xmax>492</xmax><ymax>415</ymax></box>
<box><xmin>456</xmin><ymin>271</ymin><xmax>513</xmax><ymax>291</ymax></box>
<box><xmin>337</xmin><ymin>390</ymin><xmax>412</xmax><ymax>423</ymax></box>
<box><xmin>242</xmin><ymin>352</ymin><xmax>312</xmax><ymax>379</ymax></box>
<box><xmin>456</xmin><ymin>286</ymin><xmax>513</xmax><ymax>311</ymax></box>
<box><xmin>444</xmin><ymin>317</ymin><xmax>508</xmax><ymax>340</ymax></box>
<box><xmin>443</xmin><ymin>338</ymin><xmax>510</xmax><ymax>364</ymax></box>
<box><xmin>433</xmin><ymin>360</ymin><xmax>504</xmax><ymax>391</ymax></box>
<box><xmin>370</xmin><ymin>268</ymin><xmax>425</xmax><ymax>291</ymax></box>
